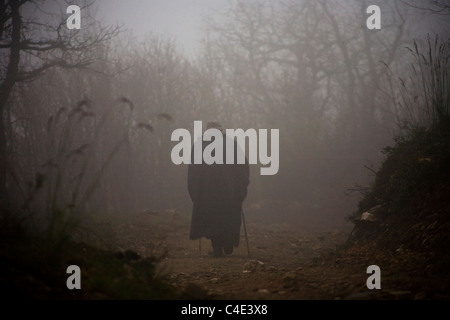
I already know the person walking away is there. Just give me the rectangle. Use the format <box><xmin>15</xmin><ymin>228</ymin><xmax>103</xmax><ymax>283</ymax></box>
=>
<box><xmin>188</xmin><ymin>122</ymin><xmax>250</xmax><ymax>257</ymax></box>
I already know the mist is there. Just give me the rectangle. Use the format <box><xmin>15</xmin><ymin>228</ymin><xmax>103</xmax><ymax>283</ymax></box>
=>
<box><xmin>59</xmin><ymin>0</ymin><xmax>447</xmax><ymax>230</ymax></box>
<box><xmin>1</xmin><ymin>0</ymin><xmax>449</xmax><ymax>302</ymax></box>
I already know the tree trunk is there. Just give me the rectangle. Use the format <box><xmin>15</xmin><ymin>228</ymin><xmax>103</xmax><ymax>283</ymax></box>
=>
<box><xmin>0</xmin><ymin>1</ymin><xmax>21</xmax><ymax>210</ymax></box>
<box><xmin>0</xmin><ymin>111</ymin><xmax>7</xmax><ymax>209</ymax></box>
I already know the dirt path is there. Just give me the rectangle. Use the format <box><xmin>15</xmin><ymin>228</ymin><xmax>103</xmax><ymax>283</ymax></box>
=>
<box><xmin>101</xmin><ymin>211</ymin><xmax>449</xmax><ymax>300</ymax></box>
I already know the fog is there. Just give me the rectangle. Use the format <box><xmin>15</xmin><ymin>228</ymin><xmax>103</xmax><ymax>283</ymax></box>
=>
<box><xmin>2</xmin><ymin>0</ymin><xmax>449</xmax><ymax>235</ymax></box>
<box><xmin>96</xmin><ymin>0</ymin><xmax>225</xmax><ymax>57</ymax></box>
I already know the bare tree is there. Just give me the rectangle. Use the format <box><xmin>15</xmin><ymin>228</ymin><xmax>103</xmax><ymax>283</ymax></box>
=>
<box><xmin>198</xmin><ymin>0</ymin><xmax>420</xmax><ymax>222</ymax></box>
<box><xmin>0</xmin><ymin>0</ymin><xmax>119</xmax><ymax>209</ymax></box>
<box><xmin>402</xmin><ymin>0</ymin><xmax>450</xmax><ymax>14</ymax></box>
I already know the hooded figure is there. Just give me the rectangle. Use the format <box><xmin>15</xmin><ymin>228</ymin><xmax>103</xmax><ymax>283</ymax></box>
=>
<box><xmin>188</xmin><ymin>122</ymin><xmax>250</xmax><ymax>256</ymax></box>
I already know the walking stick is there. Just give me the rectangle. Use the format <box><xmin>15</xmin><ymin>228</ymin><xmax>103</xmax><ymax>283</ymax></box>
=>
<box><xmin>241</xmin><ymin>209</ymin><xmax>251</xmax><ymax>258</ymax></box>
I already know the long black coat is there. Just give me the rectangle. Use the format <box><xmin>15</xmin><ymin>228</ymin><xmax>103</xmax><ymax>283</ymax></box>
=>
<box><xmin>188</xmin><ymin>134</ymin><xmax>249</xmax><ymax>247</ymax></box>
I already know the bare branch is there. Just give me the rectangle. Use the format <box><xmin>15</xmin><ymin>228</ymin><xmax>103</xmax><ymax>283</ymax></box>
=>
<box><xmin>15</xmin><ymin>59</ymin><xmax>92</xmax><ymax>82</ymax></box>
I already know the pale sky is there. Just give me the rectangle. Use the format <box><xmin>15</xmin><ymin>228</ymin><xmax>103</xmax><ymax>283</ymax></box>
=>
<box><xmin>96</xmin><ymin>0</ymin><xmax>228</xmax><ymax>57</ymax></box>
<box><xmin>94</xmin><ymin>0</ymin><xmax>450</xmax><ymax>58</ymax></box>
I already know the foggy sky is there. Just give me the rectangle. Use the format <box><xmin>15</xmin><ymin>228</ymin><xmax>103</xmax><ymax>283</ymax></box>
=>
<box><xmin>95</xmin><ymin>0</ymin><xmax>228</xmax><ymax>57</ymax></box>
<box><xmin>95</xmin><ymin>0</ymin><xmax>449</xmax><ymax>57</ymax></box>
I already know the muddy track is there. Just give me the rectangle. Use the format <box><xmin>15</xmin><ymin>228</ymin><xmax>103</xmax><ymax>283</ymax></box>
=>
<box><xmin>97</xmin><ymin>211</ymin><xmax>449</xmax><ymax>300</ymax></box>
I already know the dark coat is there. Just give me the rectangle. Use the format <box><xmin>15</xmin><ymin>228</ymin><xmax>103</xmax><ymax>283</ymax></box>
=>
<box><xmin>188</xmin><ymin>133</ymin><xmax>249</xmax><ymax>247</ymax></box>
